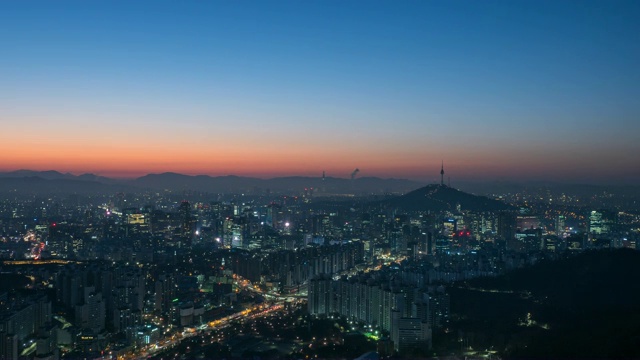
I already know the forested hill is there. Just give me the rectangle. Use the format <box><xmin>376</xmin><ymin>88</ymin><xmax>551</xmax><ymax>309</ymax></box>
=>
<box><xmin>455</xmin><ymin>249</ymin><xmax>640</xmax><ymax>358</ymax></box>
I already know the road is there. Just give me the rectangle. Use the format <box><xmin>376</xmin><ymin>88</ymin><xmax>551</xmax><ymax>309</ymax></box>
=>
<box><xmin>124</xmin><ymin>278</ymin><xmax>287</xmax><ymax>360</ymax></box>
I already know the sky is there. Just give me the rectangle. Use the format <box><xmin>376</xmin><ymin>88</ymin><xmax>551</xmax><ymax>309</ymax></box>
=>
<box><xmin>1</xmin><ymin>0</ymin><xmax>639</xmax><ymax>184</ymax></box>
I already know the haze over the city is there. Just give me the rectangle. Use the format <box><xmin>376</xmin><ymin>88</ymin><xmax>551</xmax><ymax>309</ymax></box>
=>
<box><xmin>2</xmin><ymin>0</ymin><xmax>639</xmax><ymax>184</ymax></box>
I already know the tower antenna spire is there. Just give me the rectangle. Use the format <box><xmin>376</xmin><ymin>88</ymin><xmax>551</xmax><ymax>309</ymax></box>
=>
<box><xmin>440</xmin><ymin>161</ymin><xmax>444</xmax><ymax>186</ymax></box>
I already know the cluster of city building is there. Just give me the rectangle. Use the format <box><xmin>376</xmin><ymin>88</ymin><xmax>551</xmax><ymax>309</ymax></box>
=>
<box><xmin>0</xmin><ymin>181</ymin><xmax>637</xmax><ymax>358</ymax></box>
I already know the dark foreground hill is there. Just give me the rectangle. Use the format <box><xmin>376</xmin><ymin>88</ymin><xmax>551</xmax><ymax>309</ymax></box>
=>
<box><xmin>380</xmin><ymin>184</ymin><xmax>512</xmax><ymax>212</ymax></box>
<box><xmin>470</xmin><ymin>249</ymin><xmax>640</xmax><ymax>310</ymax></box>
<box><xmin>452</xmin><ymin>249</ymin><xmax>640</xmax><ymax>358</ymax></box>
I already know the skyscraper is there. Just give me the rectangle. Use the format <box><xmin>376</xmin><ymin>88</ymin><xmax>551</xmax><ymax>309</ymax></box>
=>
<box><xmin>179</xmin><ymin>201</ymin><xmax>193</xmax><ymax>245</ymax></box>
<box><xmin>555</xmin><ymin>215</ymin><xmax>566</xmax><ymax>237</ymax></box>
<box><xmin>589</xmin><ymin>210</ymin><xmax>615</xmax><ymax>235</ymax></box>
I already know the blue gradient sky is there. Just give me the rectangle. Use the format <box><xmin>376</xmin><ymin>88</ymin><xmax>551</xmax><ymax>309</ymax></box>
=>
<box><xmin>1</xmin><ymin>0</ymin><xmax>639</xmax><ymax>183</ymax></box>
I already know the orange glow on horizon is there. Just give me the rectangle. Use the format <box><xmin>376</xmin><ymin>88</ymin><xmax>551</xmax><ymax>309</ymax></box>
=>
<box><xmin>1</xmin><ymin>127</ymin><xmax>636</xmax><ymax>183</ymax></box>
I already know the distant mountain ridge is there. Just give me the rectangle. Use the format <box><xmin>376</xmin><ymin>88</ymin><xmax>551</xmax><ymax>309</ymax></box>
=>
<box><xmin>0</xmin><ymin>169</ymin><xmax>76</xmax><ymax>180</ymax></box>
<box><xmin>0</xmin><ymin>170</ymin><xmax>423</xmax><ymax>195</ymax></box>
<box><xmin>0</xmin><ymin>170</ymin><xmax>637</xmax><ymax>199</ymax></box>
<box><xmin>0</xmin><ymin>170</ymin><xmax>116</xmax><ymax>183</ymax></box>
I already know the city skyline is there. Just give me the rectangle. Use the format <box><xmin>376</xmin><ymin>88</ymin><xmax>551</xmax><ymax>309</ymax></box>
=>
<box><xmin>2</xmin><ymin>1</ymin><xmax>639</xmax><ymax>184</ymax></box>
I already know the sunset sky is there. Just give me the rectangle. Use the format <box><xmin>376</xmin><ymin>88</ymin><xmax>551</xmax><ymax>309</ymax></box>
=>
<box><xmin>1</xmin><ymin>1</ymin><xmax>639</xmax><ymax>184</ymax></box>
